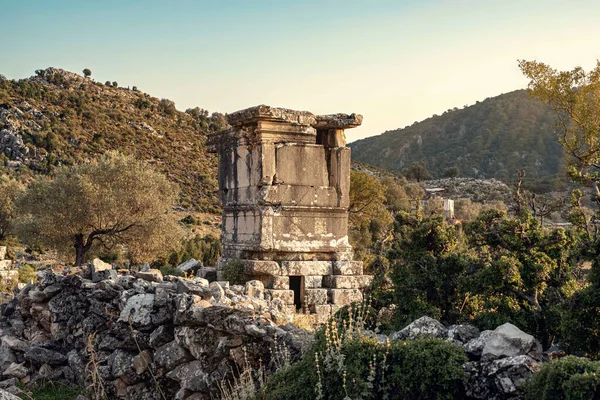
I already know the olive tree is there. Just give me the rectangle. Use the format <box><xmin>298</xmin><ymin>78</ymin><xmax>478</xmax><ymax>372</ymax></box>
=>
<box><xmin>17</xmin><ymin>151</ymin><xmax>183</xmax><ymax>265</ymax></box>
<box><xmin>0</xmin><ymin>176</ymin><xmax>24</xmax><ymax>242</ymax></box>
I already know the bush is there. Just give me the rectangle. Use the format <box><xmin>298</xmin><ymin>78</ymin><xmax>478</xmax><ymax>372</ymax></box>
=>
<box><xmin>159</xmin><ymin>264</ymin><xmax>184</xmax><ymax>277</ymax></box>
<box><xmin>525</xmin><ymin>356</ymin><xmax>600</xmax><ymax>400</ymax></box>
<box><xmin>18</xmin><ymin>264</ymin><xmax>36</xmax><ymax>283</ymax></box>
<box><xmin>265</xmin><ymin>332</ymin><xmax>467</xmax><ymax>400</ymax></box>
<box><xmin>221</xmin><ymin>259</ymin><xmax>246</xmax><ymax>285</ymax></box>
<box><xmin>561</xmin><ymin>285</ymin><xmax>600</xmax><ymax>359</ymax></box>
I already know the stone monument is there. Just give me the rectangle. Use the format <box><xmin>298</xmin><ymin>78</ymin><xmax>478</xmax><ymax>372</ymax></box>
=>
<box><xmin>207</xmin><ymin>105</ymin><xmax>372</xmax><ymax>314</ymax></box>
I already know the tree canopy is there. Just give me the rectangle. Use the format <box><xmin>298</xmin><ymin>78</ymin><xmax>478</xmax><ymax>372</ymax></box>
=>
<box><xmin>0</xmin><ymin>176</ymin><xmax>24</xmax><ymax>242</ymax></box>
<box><xmin>17</xmin><ymin>151</ymin><xmax>183</xmax><ymax>265</ymax></box>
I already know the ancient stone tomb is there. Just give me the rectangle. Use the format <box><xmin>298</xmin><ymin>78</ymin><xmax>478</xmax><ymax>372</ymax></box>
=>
<box><xmin>208</xmin><ymin>105</ymin><xmax>372</xmax><ymax>314</ymax></box>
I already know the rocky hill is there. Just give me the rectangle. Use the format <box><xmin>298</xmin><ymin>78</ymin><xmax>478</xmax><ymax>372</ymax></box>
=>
<box><xmin>0</xmin><ymin>68</ymin><xmax>223</xmax><ymax>212</ymax></box>
<box><xmin>350</xmin><ymin>90</ymin><xmax>566</xmax><ymax>191</ymax></box>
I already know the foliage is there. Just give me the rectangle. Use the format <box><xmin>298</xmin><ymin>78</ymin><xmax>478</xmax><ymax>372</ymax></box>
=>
<box><xmin>222</xmin><ymin>259</ymin><xmax>246</xmax><ymax>285</ymax></box>
<box><xmin>525</xmin><ymin>356</ymin><xmax>600</xmax><ymax>400</ymax></box>
<box><xmin>17</xmin><ymin>151</ymin><xmax>183</xmax><ymax>265</ymax></box>
<box><xmin>405</xmin><ymin>161</ymin><xmax>432</xmax><ymax>182</ymax></box>
<box><xmin>18</xmin><ymin>264</ymin><xmax>36</xmax><ymax>283</ymax></box>
<box><xmin>160</xmin><ymin>234</ymin><xmax>221</xmax><ymax>268</ymax></box>
<box><xmin>350</xmin><ymin>90</ymin><xmax>564</xmax><ymax>187</ymax></box>
<box><xmin>265</xmin><ymin>322</ymin><xmax>467</xmax><ymax>400</ymax></box>
<box><xmin>158</xmin><ymin>264</ymin><xmax>184</xmax><ymax>277</ymax></box>
<box><xmin>443</xmin><ymin>166</ymin><xmax>459</xmax><ymax>178</ymax></box>
<box><xmin>17</xmin><ymin>380</ymin><xmax>84</xmax><ymax>400</ymax></box>
<box><xmin>82</xmin><ymin>68</ymin><xmax>91</xmax><ymax>78</ymax></box>
<box><xmin>0</xmin><ymin>176</ymin><xmax>25</xmax><ymax>242</ymax></box>
<box><xmin>0</xmin><ymin>68</ymin><xmax>219</xmax><ymax>211</ymax></box>
<box><xmin>560</xmin><ymin>283</ymin><xmax>600</xmax><ymax>359</ymax></box>
<box><xmin>158</xmin><ymin>98</ymin><xmax>176</xmax><ymax>115</ymax></box>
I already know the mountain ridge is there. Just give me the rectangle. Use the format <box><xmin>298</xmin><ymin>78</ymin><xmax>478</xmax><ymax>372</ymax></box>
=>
<box><xmin>350</xmin><ymin>89</ymin><xmax>567</xmax><ymax>191</ymax></box>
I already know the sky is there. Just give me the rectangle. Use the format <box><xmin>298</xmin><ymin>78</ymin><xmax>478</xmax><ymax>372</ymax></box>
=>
<box><xmin>1</xmin><ymin>0</ymin><xmax>600</xmax><ymax>142</ymax></box>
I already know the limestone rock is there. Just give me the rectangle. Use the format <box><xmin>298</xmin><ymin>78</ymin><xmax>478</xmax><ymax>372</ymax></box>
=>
<box><xmin>390</xmin><ymin>316</ymin><xmax>448</xmax><ymax>340</ymax></box>
<box><xmin>118</xmin><ymin>294</ymin><xmax>155</xmax><ymax>326</ymax></box>
<box><xmin>0</xmin><ymin>389</ymin><xmax>20</xmax><ymax>400</ymax></box>
<box><xmin>2</xmin><ymin>363</ymin><xmax>27</xmax><ymax>379</ymax></box>
<box><xmin>447</xmin><ymin>324</ymin><xmax>480</xmax><ymax>343</ymax></box>
<box><xmin>24</xmin><ymin>347</ymin><xmax>67</xmax><ymax>366</ymax></box>
<box><xmin>176</xmin><ymin>259</ymin><xmax>201</xmax><ymax>274</ymax></box>
<box><xmin>154</xmin><ymin>341</ymin><xmax>193</xmax><ymax>370</ymax></box>
<box><xmin>482</xmin><ymin>323</ymin><xmax>542</xmax><ymax>360</ymax></box>
<box><xmin>136</xmin><ymin>269</ymin><xmax>163</xmax><ymax>283</ymax></box>
<box><xmin>0</xmin><ymin>247</ymin><xmax>6</xmax><ymax>261</ymax></box>
<box><xmin>244</xmin><ymin>280</ymin><xmax>264</xmax><ymax>299</ymax></box>
<box><xmin>132</xmin><ymin>350</ymin><xmax>152</xmax><ymax>374</ymax></box>
<box><xmin>166</xmin><ymin>360</ymin><xmax>209</xmax><ymax>392</ymax></box>
<box><xmin>464</xmin><ymin>330</ymin><xmax>495</xmax><ymax>360</ymax></box>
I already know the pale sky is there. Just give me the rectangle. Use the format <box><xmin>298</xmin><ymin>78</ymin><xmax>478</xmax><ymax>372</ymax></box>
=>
<box><xmin>1</xmin><ymin>0</ymin><xmax>599</xmax><ymax>142</ymax></box>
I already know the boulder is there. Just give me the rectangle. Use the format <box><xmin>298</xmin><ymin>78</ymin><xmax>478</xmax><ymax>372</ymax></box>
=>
<box><xmin>136</xmin><ymin>269</ymin><xmax>163</xmax><ymax>283</ymax></box>
<box><xmin>447</xmin><ymin>324</ymin><xmax>480</xmax><ymax>343</ymax></box>
<box><xmin>482</xmin><ymin>323</ymin><xmax>542</xmax><ymax>360</ymax></box>
<box><xmin>24</xmin><ymin>347</ymin><xmax>67</xmax><ymax>366</ymax></box>
<box><xmin>176</xmin><ymin>259</ymin><xmax>201</xmax><ymax>274</ymax></box>
<box><xmin>465</xmin><ymin>330</ymin><xmax>495</xmax><ymax>360</ymax></box>
<box><xmin>0</xmin><ymin>389</ymin><xmax>20</xmax><ymax>400</ymax></box>
<box><xmin>390</xmin><ymin>316</ymin><xmax>448</xmax><ymax>340</ymax></box>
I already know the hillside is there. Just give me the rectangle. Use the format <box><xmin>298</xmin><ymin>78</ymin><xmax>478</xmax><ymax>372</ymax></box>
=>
<box><xmin>0</xmin><ymin>68</ymin><xmax>222</xmax><ymax>212</ymax></box>
<box><xmin>350</xmin><ymin>90</ymin><xmax>566</xmax><ymax>190</ymax></box>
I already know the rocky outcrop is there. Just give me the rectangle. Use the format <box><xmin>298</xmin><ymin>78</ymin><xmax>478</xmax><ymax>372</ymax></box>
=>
<box><xmin>0</xmin><ymin>264</ymin><xmax>313</xmax><ymax>399</ymax></box>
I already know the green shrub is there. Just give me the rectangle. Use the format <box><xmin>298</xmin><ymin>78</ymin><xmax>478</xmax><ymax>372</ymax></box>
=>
<box><xmin>561</xmin><ymin>284</ymin><xmax>600</xmax><ymax>359</ymax></box>
<box><xmin>525</xmin><ymin>356</ymin><xmax>600</xmax><ymax>400</ymax></box>
<box><xmin>159</xmin><ymin>264</ymin><xmax>184</xmax><ymax>277</ymax></box>
<box><xmin>265</xmin><ymin>335</ymin><xmax>467</xmax><ymax>400</ymax></box>
<box><xmin>221</xmin><ymin>259</ymin><xmax>246</xmax><ymax>285</ymax></box>
<box><xmin>18</xmin><ymin>264</ymin><xmax>36</xmax><ymax>283</ymax></box>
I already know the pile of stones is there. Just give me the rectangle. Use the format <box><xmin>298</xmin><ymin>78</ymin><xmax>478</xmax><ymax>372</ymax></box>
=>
<box><xmin>0</xmin><ymin>259</ymin><xmax>313</xmax><ymax>399</ymax></box>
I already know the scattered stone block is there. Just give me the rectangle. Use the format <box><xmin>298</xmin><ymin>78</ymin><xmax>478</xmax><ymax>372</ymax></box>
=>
<box><xmin>136</xmin><ymin>269</ymin><xmax>163</xmax><ymax>283</ymax></box>
<box><xmin>311</xmin><ymin>304</ymin><xmax>331</xmax><ymax>315</ymax></box>
<box><xmin>0</xmin><ymin>247</ymin><xmax>6</xmax><ymax>261</ymax></box>
<box><xmin>329</xmin><ymin>289</ymin><xmax>362</xmax><ymax>305</ymax></box>
<box><xmin>176</xmin><ymin>258</ymin><xmax>201</xmax><ymax>273</ymax></box>
<box><xmin>244</xmin><ymin>280</ymin><xmax>265</xmax><ymax>299</ymax></box>
<box><xmin>0</xmin><ymin>260</ymin><xmax>12</xmax><ymax>271</ymax></box>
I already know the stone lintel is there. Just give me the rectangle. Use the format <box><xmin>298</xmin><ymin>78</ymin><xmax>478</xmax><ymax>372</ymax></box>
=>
<box><xmin>242</xmin><ymin>260</ymin><xmax>282</xmax><ymax>276</ymax></box>
<box><xmin>314</xmin><ymin>113</ymin><xmax>363</xmax><ymax>130</ymax></box>
<box><xmin>227</xmin><ymin>105</ymin><xmax>316</xmax><ymax>127</ymax></box>
<box><xmin>281</xmin><ymin>261</ymin><xmax>332</xmax><ymax>276</ymax></box>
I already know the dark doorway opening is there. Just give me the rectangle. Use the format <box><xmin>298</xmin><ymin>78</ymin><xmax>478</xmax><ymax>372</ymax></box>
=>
<box><xmin>289</xmin><ymin>276</ymin><xmax>304</xmax><ymax>310</ymax></box>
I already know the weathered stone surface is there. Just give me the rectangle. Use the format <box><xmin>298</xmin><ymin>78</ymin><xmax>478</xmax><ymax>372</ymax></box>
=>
<box><xmin>328</xmin><ymin>289</ymin><xmax>362</xmax><ymax>305</ymax></box>
<box><xmin>304</xmin><ymin>289</ymin><xmax>328</xmax><ymax>306</ymax></box>
<box><xmin>2</xmin><ymin>362</ymin><xmax>27</xmax><ymax>379</ymax></box>
<box><xmin>323</xmin><ymin>275</ymin><xmax>372</xmax><ymax>289</ymax></box>
<box><xmin>2</xmin><ymin>337</ymin><xmax>29</xmax><ymax>352</ymax></box>
<box><xmin>132</xmin><ymin>350</ymin><xmax>152</xmax><ymax>375</ymax></box>
<box><xmin>244</xmin><ymin>280</ymin><xmax>264</xmax><ymax>299</ymax></box>
<box><xmin>465</xmin><ymin>331</ymin><xmax>495</xmax><ymax>360</ymax></box>
<box><xmin>332</xmin><ymin>261</ymin><xmax>363</xmax><ymax>276</ymax></box>
<box><xmin>136</xmin><ymin>269</ymin><xmax>163</xmax><ymax>283</ymax></box>
<box><xmin>268</xmin><ymin>276</ymin><xmax>289</xmax><ymax>290</ymax></box>
<box><xmin>0</xmin><ymin>389</ymin><xmax>20</xmax><ymax>400</ymax></box>
<box><xmin>0</xmin><ymin>261</ymin><xmax>12</xmax><ymax>271</ymax></box>
<box><xmin>149</xmin><ymin>325</ymin><xmax>174</xmax><ymax>349</ymax></box>
<box><xmin>154</xmin><ymin>341</ymin><xmax>193</xmax><ymax>370</ymax></box>
<box><xmin>304</xmin><ymin>276</ymin><xmax>323</xmax><ymax>289</ymax></box>
<box><xmin>176</xmin><ymin>258</ymin><xmax>201</xmax><ymax>274</ymax></box>
<box><xmin>166</xmin><ymin>360</ymin><xmax>209</xmax><ymax>392</ymax></box>
<box><xmin>118</xmin><ymin>294</ymin><xmax>155</xmax><ymax>326</ymax></box>
<box><xmin>92</xmin><ymin>269</ymin><xmax>117</xmax><ymax>283</ymax></box>
<box><xmin>0</xmin><ymin>247</ymin><xmax>6</xmax><ymax>261</ymax></box>
<box><xmin>390</xmin><ymin>316</ymin><xmax>448</xmax><ymax>340</ymax></box>
<box><xmin>24</xmin><ymin>347</ymin><xmax>67</xmax><ymax>366</ymax></box>
<box><xmin>447</xmin><ymin>324</ymin><xmax>480</xmax><ymax>343</ymax></box>
<box><xmin>281</xmin><ymin>261</ymin><xmax>332</xmax><ymax>276</ymax></box>
<box><xmin>465</xmin><ymin>355</ymin><xmax>539</xmax><ymax>399</ymax></box>
<box><xmin>265</xmin><ymin>289</ymin><xmax>294</xmax><ymax>305</ymax></box>
<box><xmin>482</xmin><ymin>323</ymin><xmax>542</xmax><ymax>360</ymax></box>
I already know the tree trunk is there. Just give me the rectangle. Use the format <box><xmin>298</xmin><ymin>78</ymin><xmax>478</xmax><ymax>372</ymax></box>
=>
<box><xmin>74</xmin><ymin>234</ymin><xmax>88</xmax><ymax>266</ymax></box>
